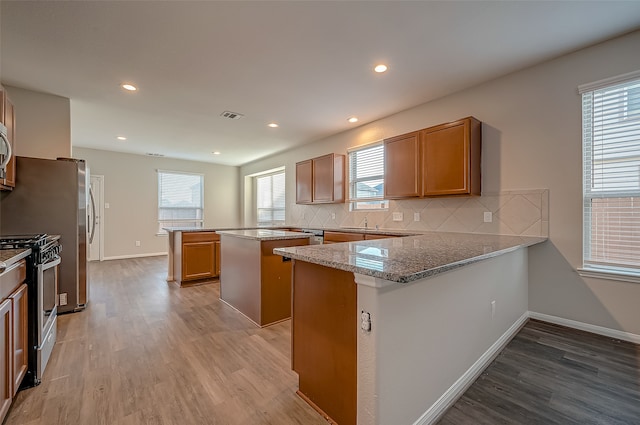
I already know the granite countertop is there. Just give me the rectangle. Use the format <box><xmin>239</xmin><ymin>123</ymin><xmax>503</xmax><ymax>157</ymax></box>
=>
<box><xmin>217</xmin><ymin>229</ymin><xmax>313</xmax><ymax>241</ymax></box>
<box><xmin>274</xmin><ymin>232</ymin><xmax>546</xmax><ymax>284</ymax></box>
<box><xmin>163</xmin><ymin>226</ymin><xmax>414</xmax><ymax>236</ymax></box>
<box><xmin>0</xmin><ymin>248</ymin><xmax>31</xmax><ymax>272</ymax></box>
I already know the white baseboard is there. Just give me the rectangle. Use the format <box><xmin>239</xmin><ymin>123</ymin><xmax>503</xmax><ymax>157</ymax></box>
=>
<box><xmin>101</xmin><ymin>252</ymin><xmax>168</xmax><ymax>261</ymax></box>
<box><xmin>528</xmin><ymin>311</ymin><xmax>640</xmax><ymax>344</ymax></box>
<box><xmin>413</xmin><ymin>312</ymin><xmax>530</xmax><ymax>425</ymax></box>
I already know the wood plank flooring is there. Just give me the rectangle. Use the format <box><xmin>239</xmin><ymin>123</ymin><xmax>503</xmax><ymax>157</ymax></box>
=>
<box><xmin>437</xmin><ymin>319</ymin><xmax>640</xmax><ymax>425</ymax></box>
<box><xmin>6</xmin><ymin>256</ymin><xmax>328</xmax><ymax>425</ymax></box>
<box><xmin>6</xmin><ymin>257</ymin><xmax>640</xmax><ymax>424</ymax></box>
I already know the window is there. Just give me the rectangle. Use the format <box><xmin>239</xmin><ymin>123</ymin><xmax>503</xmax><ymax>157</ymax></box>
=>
<box><xmin>581</xmin><ymin>72</ymin><xmax>640</xmax><ymax>277</ymax></box>
<box><xmin>158</xmin><ymin>170</ymin><xmax>204</xmax><ymax>233</ymax></box>
<box><xmin>256</xmin><ymin>171</ymin><xmax>286</xmax><ymax>226</ymax></box>
<box><xmin>348</xmin><ymin>142</ymin><xmax>388</xmax><ymax>210</ymax></box>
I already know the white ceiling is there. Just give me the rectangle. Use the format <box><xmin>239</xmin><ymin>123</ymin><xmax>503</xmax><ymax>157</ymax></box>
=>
<box><xmin>2</xmin><ymin>1</ymin><xmax>640</xmax><ymax>166</ymax></box>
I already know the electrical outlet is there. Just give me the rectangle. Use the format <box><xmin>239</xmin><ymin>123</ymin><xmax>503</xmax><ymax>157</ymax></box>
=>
<box><xmin>392</xmin><ymin>212</ymin><xmax>403</xmax><ymax>222</ymax></box>
<box><xmin>484</xmin><ymin>212</ymin><xmax>493</xmax><ymax>223</ymax></box>
<box><xmin>135</xmin><ymin>240</ymin><xmax>141</xmax><ymax>247</ymax></box>
<box><xmin>360</xmin><ymin>311</ymin><xmax>372</xmax><ymax>332</ymax></box>
<box><xmin>491</xmin><ymin>300</ymin><xmax>496</xmax><ymax>318</ymax></box>
<box><xmin>414</xmin><ymin>212</ymin><xmax>420</xmax><ymax>222</ymax></box>
<box><xmin>59</xmin><ymin>293</ymin><xmax>68</xmax><ymax>306</ymax></box>
<box><xmin>331</xmin><ymin>213</ymin><xmax>336</xmax><ymax>219</ymax></box>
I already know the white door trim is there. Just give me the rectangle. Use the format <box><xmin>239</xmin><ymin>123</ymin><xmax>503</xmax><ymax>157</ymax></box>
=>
<box><xmin>89</xmin><ymin>174</ymin><xmax>105</xmax><ymax>261</ymax></box>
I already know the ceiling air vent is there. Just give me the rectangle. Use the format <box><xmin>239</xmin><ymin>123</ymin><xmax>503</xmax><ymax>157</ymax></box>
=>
<box><xmin>220</xmin><ymin>110</ymin><xmax>244</xmax><ymax>120</ymax></box>
<box><xmin>146</xmin><ymin>152</ymin><xmax>165</xmax><ymax>157</ymax></box>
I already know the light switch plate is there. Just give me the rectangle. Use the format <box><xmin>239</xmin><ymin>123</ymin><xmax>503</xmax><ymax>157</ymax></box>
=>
<box><xmin>105</xmin><ymin>203</ymin><xmax>110</xmax><ymax>209</ymax></box>
<box><xmin>392</xmin><ymin>212</ymin><xmax>403</xmax><ymax>221</ymax></box>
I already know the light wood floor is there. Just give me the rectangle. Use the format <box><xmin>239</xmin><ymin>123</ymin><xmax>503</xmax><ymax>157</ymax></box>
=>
<box><xmin>6</xmin><ymin>256</ymin><xmax>328</xmax><ymax>425</ymax></box>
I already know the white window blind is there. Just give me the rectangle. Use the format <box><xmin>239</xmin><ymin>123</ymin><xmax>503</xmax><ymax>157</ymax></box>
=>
<box><xmin>256</xmin><ymin>171</ymin><xmax>286</xmax><ymax>226</ymax></box>
<box><xmin>582</xmin><ymin>74</ymin><xmax>640</xmax><ymax>275</ymax></box>
<box><xmin>158</xmin><ymin>170</ymin><xmax>204</xmax><ymax>232</ymax></box>
<box><xmin>348</xmin><ymin>142</ymin><xmax>388</xmax><ymax>210</ymax></box>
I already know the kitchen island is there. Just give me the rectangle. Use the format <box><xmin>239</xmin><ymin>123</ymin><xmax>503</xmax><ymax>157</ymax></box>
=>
<box><xmin>275</xmin><ymin>232</ymin><xmax>546</xmax><ymax>425</ymax></box>
<box><xmin>217</xmin><ymin>229</ymin><xmax>311</xmax><ymax>327</ymax></box>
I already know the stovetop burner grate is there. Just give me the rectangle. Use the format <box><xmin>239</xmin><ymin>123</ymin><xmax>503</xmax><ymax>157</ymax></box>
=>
<box><xmin>0</xmin><ymin>234</ymin><xmax>48</xmax><ymax>249</ymax></box>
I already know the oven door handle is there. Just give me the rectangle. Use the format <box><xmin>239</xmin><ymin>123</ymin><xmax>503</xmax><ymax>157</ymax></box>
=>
<box><xmin>42</xmin><ymin>256</ymin><xmax>61</xmax><ymax>271</ymax></box>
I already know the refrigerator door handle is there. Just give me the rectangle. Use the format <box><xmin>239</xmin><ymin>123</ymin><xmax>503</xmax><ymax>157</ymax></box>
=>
<box><xmin>0</xmin><ymin>123</ymin><xmax>12</xmax><ymax>179</ymax></box>
<box><xmin>89</xmin><ymin>187</ymin><xmax>97</xmax><ymax>244</ymax></box>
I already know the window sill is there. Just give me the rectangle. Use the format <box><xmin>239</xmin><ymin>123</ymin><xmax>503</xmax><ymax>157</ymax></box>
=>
<box><xmin>577</xmin><ymin>267</ymin><xmax>640</xmax><ymax>284</ymax></box>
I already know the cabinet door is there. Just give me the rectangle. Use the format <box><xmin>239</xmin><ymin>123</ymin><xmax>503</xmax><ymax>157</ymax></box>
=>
<box><xmin>384</xmin><ymin>131</ymin><xmax>421</xmax><ymax>198</ymax></box>
<box><xmin>422</xmin><ymin>118</ymin><xmax>481</xmax><ymax>196</ymax></box>
<box><xmin>296</xmin><ymin>160</ymin><xmax>313</xmax><ymax>204</ymax></box>
<box><xmin>214</xmin><ymin>241</ymin><xmax>221</xmax><ymax>277</ymax></box>
<box><xmin>312</xmin><ymin>154</ymin><xmax>335</xmax><ymax>202</ymax></box>
<box><xmin>0</xmin><ymin>88</ymin><xmax>15</xmax><ymax>190</ymax></box>
<box><xmin>323</xmin><ymin>231</ymin><xmax>365</xmax><ymax>243</ymax></box>
<box><xmin>0</xmin><ymin>298</ymin><xmax>12</xmax><ymax>422</ymax></box>
<box><xmin>9</xmin><ymin>284</ymin><xmax>27</xmax><ymax>394</ymax></box>
<box><xmin>182</xmin><ymin>241</ymin><xmax>216</xmax><ymax>281</ymax></box>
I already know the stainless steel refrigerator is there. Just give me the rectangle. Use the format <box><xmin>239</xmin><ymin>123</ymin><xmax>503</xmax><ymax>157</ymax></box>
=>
<box><xmin>0</xmin><ymin>156</ymin><xmax>92</xmax><ymax>313</ymax></box>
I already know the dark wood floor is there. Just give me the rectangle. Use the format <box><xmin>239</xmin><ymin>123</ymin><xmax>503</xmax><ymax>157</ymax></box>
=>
<box><xmin>6</xmin><ymin>256</ymin><xmax>640</xmax><ymax>424</ymax></box>
<box><xmin>437</xmin><ymin>319</ymin><xmax>640</xmax><ymax>425</ymax></box>
<box><xmin>6</xmin><ymin>256</ymin><xmax>327</xmax><ymax>425</ymax></box>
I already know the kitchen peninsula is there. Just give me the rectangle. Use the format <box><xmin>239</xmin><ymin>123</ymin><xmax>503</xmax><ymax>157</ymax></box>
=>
<box><xmin>275</xmin><ymin>232</ymin><xmax>546</xmax><ymax>425</ymax></box>
<box><xmin>217</xmin><ymin>229</ymin><xmax>311</xmax><ymax>327</ymax></box>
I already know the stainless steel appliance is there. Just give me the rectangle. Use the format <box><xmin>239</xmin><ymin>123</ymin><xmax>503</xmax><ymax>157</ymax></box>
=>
<box><xmin>0</xmin><ymin>157</ymin><xmax>91</xmax><ymax>313</ymax></box>
<box><xmin>0</xmin><ymin>234</ymin><xmax>61</xmax><ymax>387</ymax></box>
<box><xmin>301</xmin><ymin>228</ymin><xmax>324</xmax><ymax>244</ymax></box>
<box><xmin>0</xmin><ymin>123</ymin><xmax>12</xmax><ymax>179</ymax></box>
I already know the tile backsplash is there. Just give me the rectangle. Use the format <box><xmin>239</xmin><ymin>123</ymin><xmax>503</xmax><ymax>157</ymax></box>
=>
<box><xmin>287</xmin><ymin>189</ymin><xmax>549</xmax><ymax>237</ymax></box>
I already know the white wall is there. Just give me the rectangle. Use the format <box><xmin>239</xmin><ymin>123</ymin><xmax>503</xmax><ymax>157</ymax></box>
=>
<box><xmin>73</xmin><ymin>147</ymin><xmax>241</xmax><ymax>259</ymax></box>
<box><xmin>241</xmin><ymin>30</ymin><xmax>640</xmax><ymax>336</ymax></box>
<box><xmin>5</xmin><ymin>85</ymin><xmax>71</xmax><ymax>159</ymax></box>
<box><xmin>357</xmin><ymin>248</ymin><xmax>529</xmax><ymax>425</ymax></box>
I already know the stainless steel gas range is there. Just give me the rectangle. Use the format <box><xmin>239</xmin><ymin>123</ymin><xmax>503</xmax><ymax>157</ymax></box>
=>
<box><xmin>0</xmin><ymin>234</ymin><xmax>61</xmax><ymax>387</ymax></box>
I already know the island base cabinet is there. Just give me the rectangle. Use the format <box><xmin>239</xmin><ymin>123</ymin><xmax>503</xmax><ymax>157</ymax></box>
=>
<box><xmin>220</xmin><ymin>236</ymin><xmax>309</xmax><ymax>327</ymax></box>
<box><xmin>292</xmin><ymin>261</ymin><xmax>356</xmax><ymax>425</ymax></box>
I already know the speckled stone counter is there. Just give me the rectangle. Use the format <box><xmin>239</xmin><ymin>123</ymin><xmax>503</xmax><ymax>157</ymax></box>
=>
<box><xmin>217</xmin><ymin>229</ymin><xmax>312</xmax><ymax>241</ymax></box>
<box><xmin>0</xmin><ymin>248</ymin><xmax>31</xmax><ymax>270</ymax></box>
<box><xmin>274</xmin><ymin>232</ymin><xmax>546</xmax><ymax>284</ymax></box>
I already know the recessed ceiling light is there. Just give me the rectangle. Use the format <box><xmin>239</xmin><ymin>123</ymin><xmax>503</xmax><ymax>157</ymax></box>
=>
<box><xmin>212</xmin><ymin>151</ymin><xmax>221</xmax><ymax>155</ymax></box>
<box><xmin>374</xmin><ymin>64</ymin><xmax>388</xmax><ymax>73</ymax></box>
<box><xmin>116</xmin><ymin>136</ymin><xmax>127</xmax><ymax>141</ymax></box>
<box><xmin>348</xmin><ymin>117</ymin><xmax>359</xmax><ymax>123</ymax></box>
<box><xmin>268</xmin><ymin>123</ymin><xmax>279</xmax><ymax>128</ymax></box>
<box><xmin>121</xmin><ymin>84</ymin><xmax>137</xmax><ymax>91</ymax></box>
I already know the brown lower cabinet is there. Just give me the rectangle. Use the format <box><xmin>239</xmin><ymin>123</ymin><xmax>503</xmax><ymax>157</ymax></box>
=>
<box><xmin>0</xmin><ymin>260</ymin><xmax>28</xmax><ymax>423</ymax></box>
<box><xmin>292</xmin><ymin>260</ymin><xmax>356</xmax><ymax>425</ymax></box>
<box><xmin>180</xmin><ymin>231</ymin><xmax>220</xmax><ymax>284</ymax></box>
<box><xmin>323</xmin><ymin>231</ymin><xmax>365</xmax><ymax>244</ymax></box>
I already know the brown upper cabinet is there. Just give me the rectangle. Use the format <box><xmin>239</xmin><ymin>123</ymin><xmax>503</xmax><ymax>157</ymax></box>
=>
<box><xmin>384</xmin><ymin>117</ymin><xmax>481</xmax><ymax>199</ymax></box>
<box><xmin>0</xmin><ymin>86</ymin><xmax>16</xmax><ymax>191</ymax></box>
<box><xmin>296</xmin><ymin>153</ymin><xmax>345</xmax><ymax>204</ymax></box>
<box><xmin>384</xmin><ymin>131</ymin><xmax>421</xmax><ymax>198</ymax></box>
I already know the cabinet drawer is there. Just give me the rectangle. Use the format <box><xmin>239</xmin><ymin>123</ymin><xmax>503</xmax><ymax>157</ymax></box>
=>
<box><xmin>364</xmin><ymin>234</ymin><xmax>398</xmax><ymax>240</ymax></box>
<box><xmin>182</xmin><ymin>231</ymin><xmax>219</xmax><ymax>243</ymax></box>
<box><xmin>0</xmin><ymin>261</ymin><xmax>26</xmax><ymax>300</ymax></box>
<box><xmin>324</xmin><ymin>232</ymin><xmax>365</xmax><ymax>243</ymax></box>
